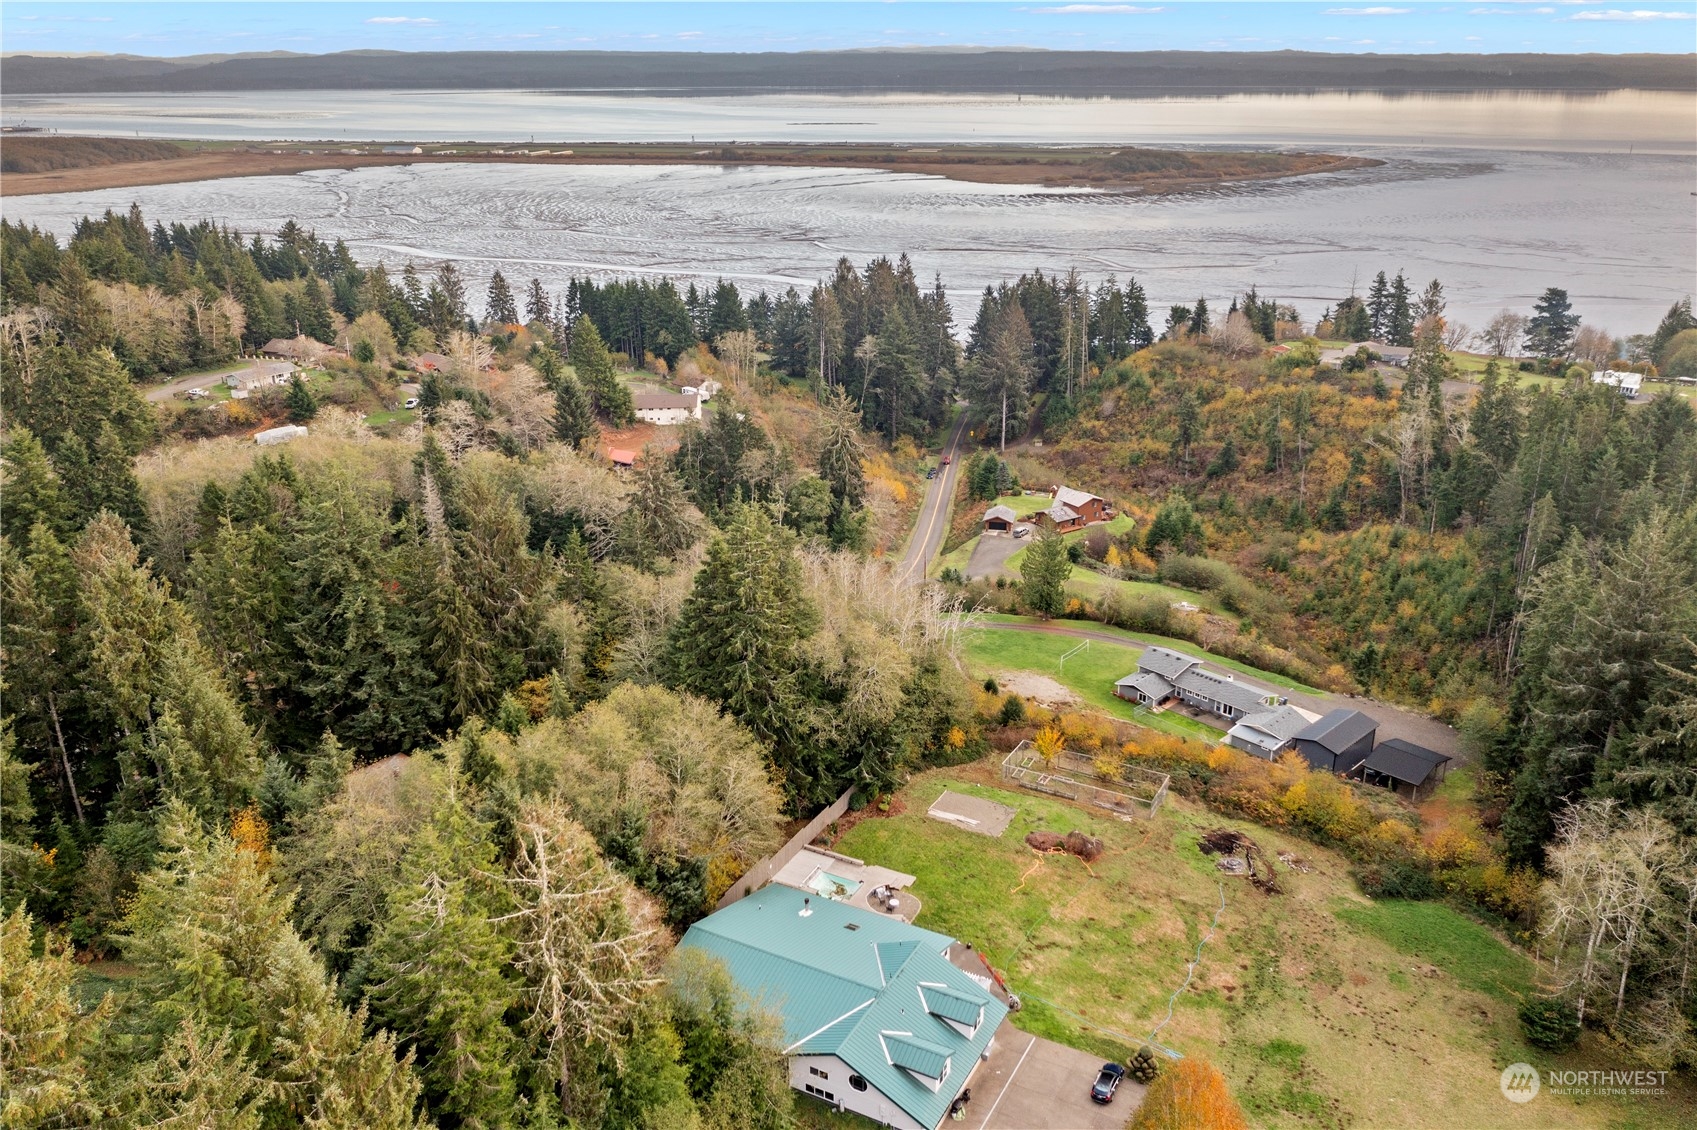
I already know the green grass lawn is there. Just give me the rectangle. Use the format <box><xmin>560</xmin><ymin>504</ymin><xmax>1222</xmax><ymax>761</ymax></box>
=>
<box><xmin>1331</xmin><ymin>900</ymin><xmax>1532</xmax><ymax>1004</ymax></box>
<box><xmin>983</xmin><ymin>492</ymin><xmax>1052</xmax><ymax>518</ymax></box>
<box><xmin>363</xmin><ymin>407</ymin><xmax>418</xmax><ymax>427</ymax></box>
<box><xmin>979</xmin><ymin>614</ymin><xmax>1325</xmax><ymax>696</ymax></box>
<box><xmin>831</xmin><ymin>769</ymin><xmax>1697</xmax><ymax>1130</ymax></box>
<box><xmin>962</xmin><ymin>625</ymin><xmax>1227</xmax><ymax>741</ymax></box>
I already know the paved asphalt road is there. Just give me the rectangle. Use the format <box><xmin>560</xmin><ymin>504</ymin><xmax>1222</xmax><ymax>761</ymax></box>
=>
<box><xmin>978</xmin><ymin>619</ymin><xmax>1465</xmax><ymax>763</ymax></box>
<box><xmin>895</xmin><ymin>408</ymin><xmax>969</xmax><ymax>585</ymax></box>
<box><xmin>145</xmin><ymin>359</ymin><xmax>296</xmax><ymax>403</ymax></box>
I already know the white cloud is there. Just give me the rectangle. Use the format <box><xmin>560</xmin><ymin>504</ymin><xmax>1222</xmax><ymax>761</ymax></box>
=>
<box><xmin>1571</xmin><ymin>8</ymin><xmax>1694</xmax><ymax>18</ymax></box>
<box><xmin>365</xmin><ymin>16</ymin><xmax>438</xmax><ymax>26</ymax></box>
<box><xmin>1325</xmin><ymin>6</ymin><xmax>1412</xmax><ymax>13</ymax></box>
<box><xmin>676</xmin><ymin>31</ymin><xmax>703</xmax><ymax>39</ymax></box>
<box><xmin>1030</xmin><ymin>4</ymin><xmax>1165</xmax><ymax>13</ymax></box>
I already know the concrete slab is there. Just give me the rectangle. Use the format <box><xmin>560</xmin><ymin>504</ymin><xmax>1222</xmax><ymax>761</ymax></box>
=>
<box><xmin>928</xmin><ymin>790</ymin><xmax>1018</xmax><ymax>838</ymax></box>
<box><xmin>969</xmin><ymin>1021</ymin><xmax>1143</xmax><ymax>1130</ymax></box>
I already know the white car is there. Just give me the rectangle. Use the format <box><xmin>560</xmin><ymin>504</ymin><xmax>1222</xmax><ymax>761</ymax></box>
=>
<box><xmin>185</xmin><ymin>387</ymin><xmax>207</xmax><ymax>400</ymax></box>
<box><xmin>404</xmin><ymin>397</ymin><xmax>420</xmax><ymax>410</ymax></box>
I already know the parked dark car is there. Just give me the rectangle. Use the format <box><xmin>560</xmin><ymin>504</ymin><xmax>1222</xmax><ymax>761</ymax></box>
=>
<box><xmin>926</xmin><ymin>467</ymin><xmax>938</xmax><ymax>479</ymax></box>
<box><xmin>1091</xmin><ymin>1062</ymin><xmax>1126</xmax><ymax>1104</ymax></box>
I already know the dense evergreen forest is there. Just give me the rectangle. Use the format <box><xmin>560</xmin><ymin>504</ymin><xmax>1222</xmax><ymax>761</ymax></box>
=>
<box><xmin>4</xmin><ymin>205</ymin><xmax>1697</xmax><ymax>1122</ymax></box>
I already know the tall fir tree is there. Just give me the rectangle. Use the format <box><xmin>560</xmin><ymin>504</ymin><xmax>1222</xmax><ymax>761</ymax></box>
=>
<box><xmin>485</xmin><ymin>270</ymin><xmax>519</xmax><ymax>326</ymax></box>
<box><xmin>366</xmin><ymin>788</ymin><xmax>519</xmax><ymax>1130</ymax></box>
<box><xmin>666</xmin><ymin>504</ymin><xmax>820</xmax><ymax>807</ymax></box>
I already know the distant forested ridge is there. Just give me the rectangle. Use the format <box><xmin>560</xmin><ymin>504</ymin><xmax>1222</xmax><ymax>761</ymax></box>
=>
<box><xmin>3</xmin><ymin>48</ymin><xmax>1692</xmax><ymax>96</ymax></box>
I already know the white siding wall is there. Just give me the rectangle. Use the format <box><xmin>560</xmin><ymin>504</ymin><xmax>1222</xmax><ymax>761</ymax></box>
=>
<box><xmin>788</xmin><ymin>1054</ymin><xmax>926</xmax><ymax>1130</ymax></box>
<box><xmin>633</xmin><ymin>407</ymin><xmax>696</xmax><ymax>425</ymax></box>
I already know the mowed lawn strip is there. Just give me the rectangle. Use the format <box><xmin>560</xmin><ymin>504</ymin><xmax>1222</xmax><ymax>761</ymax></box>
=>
<box><xmin>961</xmin><ymin>627</ymin><xmax>1226</xmax><ymax>741</ymax></box>
<box><xmin>980</xmin><ymin>613</ymin><xmax>1325</xmax><ymax>695</ymax></box>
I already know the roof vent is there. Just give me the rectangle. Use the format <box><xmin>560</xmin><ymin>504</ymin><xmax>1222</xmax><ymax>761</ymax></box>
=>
<box><xmin>799</xmin><ymin>897</ymin><xmax>812</xmax><ymax>918</ymax></box>
<box><xmin>844</xmin><ymin>922</ymin><xmax>860</xmax><ymax>931</ymax></box>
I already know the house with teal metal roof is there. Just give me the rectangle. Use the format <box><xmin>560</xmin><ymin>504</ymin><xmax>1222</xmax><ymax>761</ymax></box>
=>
<box><xmin>679</xmin><ymin>884</ymin><xmax>1007</xmax><ymax>1129</ymax></box>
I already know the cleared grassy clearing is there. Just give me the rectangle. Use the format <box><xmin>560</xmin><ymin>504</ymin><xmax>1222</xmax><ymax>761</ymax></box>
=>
<box><xmin>978</xmin><ymin>614</ymin><xmax>1325</xmax><ymax>696</ymax></box>
<box><xmin>363</xmin><ymin>407</ymin><xmax>418</xmax><ymax>427</ymax></box>
<box><xmin>834</xmin><ymin>768</ymin><xmax>1697</xmax><ymax>1130</ymax></box>
<box><xmin>962</xmin><ymin>627</ymin><xmax>1226</xmax><ymax>741</ymax></box>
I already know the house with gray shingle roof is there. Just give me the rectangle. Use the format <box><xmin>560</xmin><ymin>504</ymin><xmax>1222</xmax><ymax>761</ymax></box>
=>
<box><xmin>1225</xmin><ymin>704</ymin><xmax>1322</xmax><ymax>760</ymax></box>
<box><xmin>1114</xmin><ymin>645</ymin><xmax>1285</xmax><ymax>724</ymax></box>
<box><xmin>1038</xmin><ymin>485</ymin><xmax>1110</xmax><ymax>532</ymax></box>
<box><xmin>679</xmin><ymin>884</ymin><xmax>1005</xmax><ymax>1130</ymax></box>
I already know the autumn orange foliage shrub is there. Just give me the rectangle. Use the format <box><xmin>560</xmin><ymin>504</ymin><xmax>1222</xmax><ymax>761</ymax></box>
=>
<box><xmin>1130</xmin><ymin>1056</ymin><xmax>1248</xmax><ymax>1130</ymax></box>
<box><xmin>229</xmin><ymin>803</ymin><xmax>271</xmax><ymax>868</ymax></box>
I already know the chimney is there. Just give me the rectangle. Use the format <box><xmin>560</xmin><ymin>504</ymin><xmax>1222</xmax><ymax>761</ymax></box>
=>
<box><xmin>799</xmin><ymin>897</ymin><xmax>812</xmax><ymax>918</ymax></box>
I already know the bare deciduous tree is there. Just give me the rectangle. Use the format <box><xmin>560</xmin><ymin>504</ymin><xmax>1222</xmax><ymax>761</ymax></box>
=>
<box><xmin>1479</xmin><ymin>310</ymin><xmax>1529</xmax><ymax>359</ymax></box>
<box><xmin>1211</xmin><ymin>310</ymin><xmax>1263</xmax><ymax>359</ymax></box>
<box><xmin>1572</xmin><ymin>324</ymin><xmax>1616</xmax><ymax>367</ymax></box>
<box><xmin>715</xmin><ymin>329</ymin><xmax>758</xmax><ymax>389</ymax></box>
<box><xmin>1541</xmin><ymin>799</ymin><xmax>1697</xmax><ymax>1055</ymax></box>
<box><xmin>489</xmin><ymin>362</ymin><xmax>555</xmax><ymax>452</ymax></box>
<box><xmin>496</xmin><ymin>799</ymin><xmax>666</xmax><ymax>1098</ymax></box>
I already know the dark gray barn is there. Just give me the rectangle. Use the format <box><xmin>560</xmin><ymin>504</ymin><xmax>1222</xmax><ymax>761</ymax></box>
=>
<box><xmin>1293</xmin><ymin>709</ymin><xmax>1378</xmax><ymax>773</ymax></box>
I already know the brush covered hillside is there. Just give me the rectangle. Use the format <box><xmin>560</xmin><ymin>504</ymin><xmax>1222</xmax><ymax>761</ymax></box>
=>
<box><xmin>1016</xmin><ymin>336</ymin><xmax>1694</xmax><ymax>717</ymax></box>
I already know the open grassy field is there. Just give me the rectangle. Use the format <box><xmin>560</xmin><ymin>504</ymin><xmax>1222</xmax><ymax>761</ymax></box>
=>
<box><xmin>979</xmin><ymin>614</ymin><xmax>1324</xmax><ymax>696</ymax></box>
<box><xmin>962</xmin><ymin>626</ymin><xmax>1227</xmax><ymax>741</ymax></box>
<box><xmin>834</xmin><ymin>767</ymin><xmax>1697</xmax><ymax>1130</ymax></box>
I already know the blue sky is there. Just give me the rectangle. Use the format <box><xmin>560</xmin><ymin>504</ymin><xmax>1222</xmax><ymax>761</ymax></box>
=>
<box><xmin>3</xmin><ymin>1</ymin><xmax>1694</xmax><ymax>56</ymax></box>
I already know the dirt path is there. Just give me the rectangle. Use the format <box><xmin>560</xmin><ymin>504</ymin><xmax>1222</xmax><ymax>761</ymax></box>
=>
<box><xmin>978</xmin><ymin>619</ymin><xmax>1465</xmax><ymax>763</ymax></box>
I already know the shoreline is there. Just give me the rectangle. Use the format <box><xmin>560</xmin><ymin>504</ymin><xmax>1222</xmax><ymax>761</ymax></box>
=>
<box><xmin>0</xmin><ymin>139</ymin><xmax>1379</xmax><ymax>198</ymax></box>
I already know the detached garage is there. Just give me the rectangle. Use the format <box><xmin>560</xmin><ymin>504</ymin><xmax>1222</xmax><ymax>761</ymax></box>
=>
<box><xmin>1293</xmin><ymin>709</ymin><xmax>1378</xmax><ymax>773</ymax></box>
<box><xmin>984</xmin><ymin>504</ymin><xmax>1017</xmax><ymax>533</ymax></box>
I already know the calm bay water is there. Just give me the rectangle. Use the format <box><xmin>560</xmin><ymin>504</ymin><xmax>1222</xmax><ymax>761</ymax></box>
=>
<box><xmin>4</xmin><ymin>91</ymin><xmax>1694</xmax><ymax>331</ymax></box>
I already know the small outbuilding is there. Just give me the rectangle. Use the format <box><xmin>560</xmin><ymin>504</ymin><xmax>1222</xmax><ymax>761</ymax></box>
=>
<box><xmin>1350</xmin><ymin>738</ymin><xmax>1453</xmax><ymax>801</ymax></box>
<box><xmin>1293</xmin><ymin>709</ymin><xmax>1379</xmax><ymax>773</ymax></box>
<box><xmin>984</xmin><ymin>504</ymin><xmax>1017</xmax><ymax>533</ymax></box>
<box><xmin>608</xmin><ymin>447</ymin><xmax>636</xmax><ymax>470</ymax></box>
<box><xmin>382</xmin><ymin>145</ymin><xmax>424</xmax><ymax>155</ymax></box>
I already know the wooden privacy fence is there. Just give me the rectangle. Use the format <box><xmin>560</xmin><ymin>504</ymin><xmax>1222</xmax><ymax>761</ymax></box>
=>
<box><xmin>715</xmin><ymin>787</ymin><xmax>855</xmax><ymax>910</ymax></box>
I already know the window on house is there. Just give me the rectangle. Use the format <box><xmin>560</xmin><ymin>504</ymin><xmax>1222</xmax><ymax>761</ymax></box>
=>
<box><xmin>849</xmin><ymin>1074</ymin><xmax>869</xmax><ymax>1092</ymax></box>
<box><xmin>809</xmin><ymin>1066</ymin><xmax>830</xmax><ymax>1080</ymax></box>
